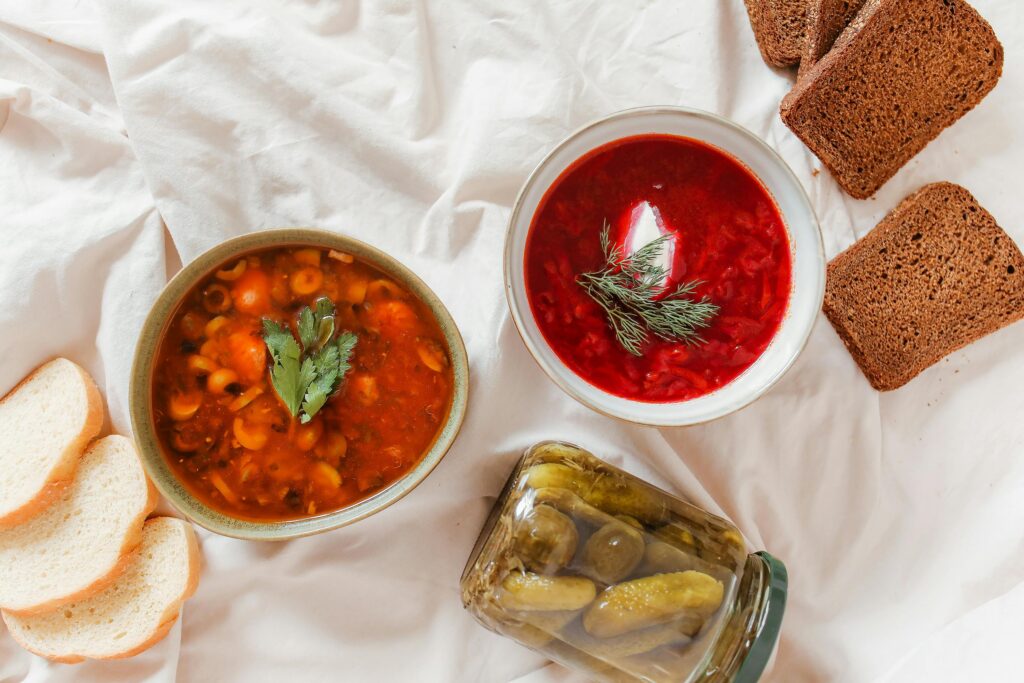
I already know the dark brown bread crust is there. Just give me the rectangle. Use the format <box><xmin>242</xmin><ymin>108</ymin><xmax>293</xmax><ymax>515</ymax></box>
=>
<box><xmin>781</xmin><ymin>0</ymin><xmax>1003</xmax><ymax>199</ymax></box>
<box><xmin>743</xmin><ymin>0</ymin><xmax>811</xmax><ymax>67</ymax></box>
<box><xmin>797</xmin><ymin>0</ymin><xmax>867</xmax><ymax>78</ymax></box>
<box><xmin>824</xmin><ymin>183</ymin><xmax>1024</xmax><ymax>391</ymax></box>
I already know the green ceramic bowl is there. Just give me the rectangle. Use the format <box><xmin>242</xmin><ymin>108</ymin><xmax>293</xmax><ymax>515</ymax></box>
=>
<box><xmin>129</xmin><ymin>228</ymin><xmax>469</xmax><ymax>541</ymax></box>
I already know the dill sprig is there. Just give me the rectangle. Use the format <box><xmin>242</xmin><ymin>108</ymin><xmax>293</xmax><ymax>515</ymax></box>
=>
<box><xmin>576</xmin><ymin>222</ymin><xmax>719</xmax><ymax>356</ymax></box>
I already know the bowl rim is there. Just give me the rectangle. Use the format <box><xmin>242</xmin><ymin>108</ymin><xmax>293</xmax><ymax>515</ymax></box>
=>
<box><xmin>129</xmin><ymin>228</ymin><xmax>469</xmax><ymax>541</ymax></box>
<box><xmin>503</xmin><ymin>105</ymin><xmax>825</xmax><ymax>427</ymax></box>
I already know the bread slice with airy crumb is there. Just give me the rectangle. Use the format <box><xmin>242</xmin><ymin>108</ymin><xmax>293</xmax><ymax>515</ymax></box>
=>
<box><xmin>797</xmin><ymin>0</ymin><xmax>866</xmax><ymax>78</ymax></box>
<box><xmin>3</xmin><ymin>517</ymin><xmax>200</xmax><ymax>664</ymax></box>
<box><xmin>0</xmin><ymin>435</ymin><xmax>157</xmax><ymax>615</ymax></box>
<box><xmin>781</xmin><ymin>0</ymin><xmax>1003</xmax><ymax>199</ymax></box>
<box><xmin>0</xmin><ymin>358</ymin><xmax>103</xmax><ymax>529</ymax></box>
<box><xmin>743</xmin><ymin>0</ymin><xmax>811</xmax><ymax>67</ymax></box>
<box><xmin>824</xmin><ymin>183</ymin><xmax>1024</xmax><ymax>390</ymax></box>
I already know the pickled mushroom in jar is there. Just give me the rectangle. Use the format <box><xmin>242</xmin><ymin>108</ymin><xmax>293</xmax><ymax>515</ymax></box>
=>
<box><xmin>583</xmin><ymin>571</ymin><xmax>724</xmax><ymax>639</ymax></box>
<box><xmin>512</xmin><ymin>504</ymin><xmax>578</xmax><ymax>572</ymax></box>
<box><xmin>497</xmin><ymin>572</ymin><xmax>597</xmax><ymax>612</ymax></box>
<box><xmin>580</xmin><ymin>520</ymin><xmax>645</xmax><ymax>584</ymax></box>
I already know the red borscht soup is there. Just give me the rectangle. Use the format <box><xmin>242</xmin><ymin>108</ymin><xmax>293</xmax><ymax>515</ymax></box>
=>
<box><xmin>525</xmin><ymin>135</ymin><xmax>792</xmax><ymax>402</ymax></box>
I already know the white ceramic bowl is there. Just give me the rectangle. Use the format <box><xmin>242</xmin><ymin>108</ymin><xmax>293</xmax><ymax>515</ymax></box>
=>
<box><xmin>504</xmin><ymin>106</ymin><xmax>824</xmax><ymax>426</ymax></box>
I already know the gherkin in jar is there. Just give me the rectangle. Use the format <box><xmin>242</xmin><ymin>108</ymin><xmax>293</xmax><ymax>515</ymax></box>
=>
<box><xmin>461</xmin><ymin>441</ymin><xmax>788</xmax><ymax>683</ymax></box>
<box><xmin>512</xmin><ymin>504</ymin><xmax>578</xmax><ymax>572</ymax></box>
<box><xmin>580</xmin><ymin>521</ymin><xmax>645</xmax><ymax>585</ymax></box>
<box><xmin>582</xmin><ymin>571</ymin><xmax>725</xmax><ymax>639</ymax></box>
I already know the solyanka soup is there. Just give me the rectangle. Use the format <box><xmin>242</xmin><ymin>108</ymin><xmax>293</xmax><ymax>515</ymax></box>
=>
<box><xmin>151</xmin><ymin>246</ymin><xmax>455</xmax><ymax>522</ymax></box>
<box><xmin>525</xmin><ymin>134</ymin><xmax>792</xmax><ymax>403</ymax></box>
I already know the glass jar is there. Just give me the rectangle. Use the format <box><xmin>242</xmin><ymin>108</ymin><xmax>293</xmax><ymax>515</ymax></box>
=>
<box><xmin>460</xmin><ymin>442</ymin><xmax>787</xmax><ymax>682</ymax></box>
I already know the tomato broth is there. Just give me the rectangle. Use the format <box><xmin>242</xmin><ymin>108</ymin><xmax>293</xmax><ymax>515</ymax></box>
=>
<box><xmin>152</xmin><ymin>246</ymin><xmax>454</xmax><ymax>521</ymax></box>
<box><xmin>525</xmin><ymin>135</ymin><xmax>792</xmax><ymax>402</ymax></box>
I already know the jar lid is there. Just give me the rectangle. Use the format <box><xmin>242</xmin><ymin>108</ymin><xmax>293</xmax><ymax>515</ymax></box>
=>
<box><xmin>735</xmin><ymin>552</ymin><xmax>788</xmax><ymax>683</ymax></box>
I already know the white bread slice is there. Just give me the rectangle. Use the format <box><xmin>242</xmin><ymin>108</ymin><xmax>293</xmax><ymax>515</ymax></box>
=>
<box><xmin>3</xmin><ymin>517</ymin><xmax>201</xmax><ymax>664</ymax></box>
<box><xmin>0</xmin><ymin>435</ymin><xmax>157</xmax><ymax>615</ymax></box>
<box><xmin>0</xmin><ymin>358</ymin><xmax>104</xmax><ymax>529</ymax></box>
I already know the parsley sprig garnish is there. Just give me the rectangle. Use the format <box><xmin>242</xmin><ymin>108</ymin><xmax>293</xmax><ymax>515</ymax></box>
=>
<box><xmin>262</xmin><ymin>297</ymin><xmax>357</xmax><ymax>423</ymax></box>
<box><xmin>576</xmin><ymin>222</ymin><xmax>719</xmax><ymax>356</ymax></box>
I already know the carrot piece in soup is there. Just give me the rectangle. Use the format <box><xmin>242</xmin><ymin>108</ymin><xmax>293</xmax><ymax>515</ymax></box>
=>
<box><xmin>232</xmin><ymin>269</ymin><xmax>272</xmax><ymax>315</ymax></box>
<box><xmin>369</xmin><ymin>300</ymin><xmax>418</xmax><ymax>331</ymax></box>
<box><xmin>227</xmin><ymin>332</ymin><xmax>267</xmax><ymax>383</ymax></box>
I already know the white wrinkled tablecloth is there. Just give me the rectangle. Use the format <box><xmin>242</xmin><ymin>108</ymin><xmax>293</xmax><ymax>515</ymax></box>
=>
<box><xmin>2</xmin><ymin>2</ymin><xmax>1023</xmax><ymax>681</ymax></box>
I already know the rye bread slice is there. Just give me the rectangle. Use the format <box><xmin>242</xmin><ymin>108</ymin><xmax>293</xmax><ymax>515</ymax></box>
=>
<box><xmin>824</xmin><ymin>183</ymin><xmax>1024</xmax><ymax>391</ymax></box>
<box><xmin>743</xmin><ymin>0</ymin><xmax>810</xmax><ymax>67</ymax></box>
<box><xmin>797</xmin><ymin>0</ymin><xmax>867</xmax><ymax>78</ymax></box>
<box><xmin>780</xmin><ymin>0</ymin><xmax>1003</xmax><ymax>199</ymax></box>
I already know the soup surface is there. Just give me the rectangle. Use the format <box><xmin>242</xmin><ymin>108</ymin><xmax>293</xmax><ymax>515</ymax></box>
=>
<box><xmin>525</xmin><ymin>135</ymin><xmax>792</xmax><ymax>402</ymax></box>
<box><xmin>152</xmin><ymin>246</ymin><xmax>454</xmax><ymax>521</ymax></box>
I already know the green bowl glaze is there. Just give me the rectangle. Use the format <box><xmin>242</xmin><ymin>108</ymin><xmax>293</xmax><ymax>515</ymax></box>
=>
<box><xmin>129</xmin><ymin>228</ymin><xmax>469</xmax><ymax>541</ymax></box>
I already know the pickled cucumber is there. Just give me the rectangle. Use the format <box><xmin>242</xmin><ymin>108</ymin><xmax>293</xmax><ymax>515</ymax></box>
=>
<box><xmin>615</xmin><ymin>515</ymin><xmax>643</xmax><ymax>530</ymax></box>
<box><xmin>497</xmin><ymin>620</ymin><xmax>555</xmax><ymax>649</ymax></box>
<box><xmin>524</xmin><ymin>463</ymin><xmax>586</xmax><ymax>493</ymax></box>
<box><xmin>639</xmin><ymin>543</ymin><xmax>736</xmax><ymax>592</ymax></box>
<box><xmin>639</xmin><ymin>541</ymin><xmax>704</xmax><ymax>575</ymax></box>
<box><xmin>568</xmin><ymin>621</ymin><xmax>693</xmax><ymax>659</ymax></box>
<box><xmin>654</xmin><ymin>524</ymin><xmax>697</xmax><ymax>549</ymax></box>
<box><xmin>580</xmin><ymin>521</ymin><xmax>645</xmax><ymax>584</ymax></box>
<box><xmin>516</xmin><ymin>609</ymin><xmax>578</xmax><ymax>635</ymax></box>
<box><xmin>583</xmin><ymin>571</ymin><xmax>724</xmax><ymax>639</ymax></box>
<box><xmin>498</xmin><ymin>572</ymin><xmax>597</xmax><ymax>612</ymax></box>
<box><xmin>544</xmin><ymin>639</ymin><xmax>638</xmax><ymax>683</ymax></box>
<box><xmin>719</xmin><ymin>529</ymin><xmax>744</xmax><ymax>549</ymax></box>
<box><xmin>524</xmin><ymin>463</ymin><xmax>668</xmax><ymax>523</ymax></box>
<box><xmin>532</xmin><ymin>487</ymin><xmax>618</xmax><ymax>528</ymax></box>
<box><xmin>500</xmin><ymin>609</ymin><xmax>578</xmax><ymax>648</ymax></box>
<box><xmin>529</xmin><ymin>442</ymin><xmax>588</xmax><ymax>464</ymax></box>
<box><xmin>655</xmin><ymin>524</ymin><xmax>742</xmax><ymax>573</ymax></box>
<box><xmin>513</xmin><ymin>505</ymin><xmax>578</xmax><ymax>572</ymax></box>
